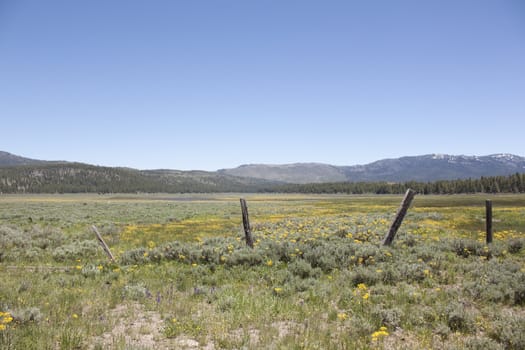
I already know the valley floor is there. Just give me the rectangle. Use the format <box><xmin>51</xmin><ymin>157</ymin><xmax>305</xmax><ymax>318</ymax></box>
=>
<box><xmin>1</xmin><ymin>194</ymin><xmax>524</xmax><ymax>349</ymax></box>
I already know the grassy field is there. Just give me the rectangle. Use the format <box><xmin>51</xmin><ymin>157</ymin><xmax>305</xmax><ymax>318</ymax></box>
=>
<box><xmin>1</xmin><ymin>193</ymin><xmax>524</xmax><ymax>349</ymax></box>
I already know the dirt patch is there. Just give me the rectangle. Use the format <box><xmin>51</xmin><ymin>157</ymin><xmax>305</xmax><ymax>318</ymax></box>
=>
<box><xmin>89</xmin><ymin>302</ymin><xmax>169</xmax><ymax>349</ymax></box>
<box><xmin>381</xmin><ymin>328</ymin><xmax>422</xmax><ymax>350</ymax></box>
<box><xmin>89</xmin><ymin>302</ymin><xmax>307</xmax><ymax>349</ymax></box>
<box><xmin>272</xmin><ymin>320</ymin><xmax>300</xmax><ymax>338</ymax></box>
<box><xmin>89</xmin><ymin>302</ymin><xmax>217</xmax><ymax>350</ymax></box>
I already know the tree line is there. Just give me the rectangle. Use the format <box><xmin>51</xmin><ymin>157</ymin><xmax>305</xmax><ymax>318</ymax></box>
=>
<box><xmin>274</xmin><ymin>173</ymin><xmax>525</xmax><ymax>195</ymax></box>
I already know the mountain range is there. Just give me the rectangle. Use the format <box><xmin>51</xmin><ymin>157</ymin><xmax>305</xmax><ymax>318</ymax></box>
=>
<box><xmin>219</xmin><ymin>154</ymin><xmax>525</xmax><ymax>183</ymax></box>
<box><xmin>0</xmin><ymin>151</ymin><xmax>524</xmax><ymax>193</ymax></box>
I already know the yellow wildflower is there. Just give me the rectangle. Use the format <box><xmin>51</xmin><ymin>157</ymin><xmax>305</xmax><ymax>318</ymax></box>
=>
<box><xmin>0</xmin><ymin>311</ymin><xmax>13</xmax><ymax>328</ymax></box>
<box><xmin>371</xmin><ymin>326</ymin><xmax>389</xmax><ymax>340</ymax></box>
<box><xmin>357</xmin><ymin>283</ymin><xmax>367</xmax><ymax>290</ymax></box>
<box><xmin>337</xmin><ymin>313</ymin><xmax>347</xmax><ymax>321</ymax></box>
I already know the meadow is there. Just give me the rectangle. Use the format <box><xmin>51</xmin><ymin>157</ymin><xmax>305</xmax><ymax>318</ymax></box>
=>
<box><xmin>0</xmin><ymin>193</ymin><xmax>524</xmax><ymax>349</ymax></box>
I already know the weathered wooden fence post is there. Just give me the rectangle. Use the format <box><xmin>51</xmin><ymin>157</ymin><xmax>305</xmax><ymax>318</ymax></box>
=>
<box><xmin>382</xmin><ymin>189</ymin><xmax>416</xmax><ymax>246</ymax></box>
<box><xmin>240</xmin><ymin>198</ymin><xmax>254</xmax><ymax>248</ymax></box>
<box><xmin>486</xmin><ymin>200</ymin><xmax>493</xmax><ymax>244</ymax></box>
<box><xmin>92</xmin><ymin>225</ymin><xmax>116</xmax><ymax>262</ymax></box>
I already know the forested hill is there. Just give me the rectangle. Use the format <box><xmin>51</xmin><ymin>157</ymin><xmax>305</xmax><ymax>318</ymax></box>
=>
<box><xmin>0</xmin><ymin>163</ymin><xmax>279</xmax><ymax>193</ymax></box>
<box><xmin>0</xmin><ymin>162</ymin><xmax>523</xmax><ymax>195</ymax></box>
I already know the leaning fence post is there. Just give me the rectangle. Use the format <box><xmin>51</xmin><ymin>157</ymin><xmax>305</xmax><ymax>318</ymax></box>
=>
<box><xmin>486</xmin><ymin>200</ymin><xmax>493</xmax><ymax>244</ymax></box>
<box><xmin>240</xmin><ymin>198</ymin><xmax>254</xmax><ymax>248</ymax></box>
<box><xmin>91</xmin><ymin>225</ymin><xmax>116</xmax><ymax>262</ymax></box>
<box><xmin>382</xmin><ymin>189</ymin><xmax>416</xmax><ymax>246</ymax></box>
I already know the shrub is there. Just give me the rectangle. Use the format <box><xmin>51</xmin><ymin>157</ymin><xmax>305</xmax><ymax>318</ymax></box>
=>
<box><xmin>335</xmin><ymin>229</ymin><xmax>349</xmax><ymax>238</ymax></box>
<box><xmin>28</xmin><ymin>225</ymin><xmax>65</xmax><ymax>250</ymax></box>
<box><xmin>123</xmin><ymin>283</ymin><xmax>150</xmax><ymax>300</ymax></box>
<box><xmin>444</xmin><ymin>303</ymin><xmax>474</xmax><ymax>333</ymax></box>
<box><xmin>463</xmin><ymin>261</ymin><xmax>524</xmax><ymax>305</ymax></box>
<box><xmin>372</xmin><ymin>306</ymin><xmax>403</xmax><ymax>329</ymax></box>
<box><xmin>0</xmin><ymin>225</ymin><xmax>64</xmax><ymax>250</ymax></box>
<box><xmin>159</xmin><ymin>241</ymin><xmax>192</xmax><ymax>262</ymax></box>
<box><xmin>80</xmin><ymin>263</ymin><xmax>102</xmax><ymax>278</ymax></box>
<box><xmin>302</xmin><ymin>243</ymin><xmax>332</xmax><ymax>271</ymax></box>
<box><xmin>379</xmin><ymin>266</ymin><xmax>401</xmax><ymax>285</ymax></box>
<box><xmin>287</xmin><ymin>260</ymin><xmax>320</xmax><ymax>279</ymax></box>
<box><xmin>353</xmin><ymin>244</ymin><xmax>382</xmax><ymax>264</ymax></box>
<box><xmin>348</xmin><ymin>266</ymin><xmax>380</xmax><ymax>287</ymax></box>
<box><xmin>10</xmin><ymin>307</ymin><xmax>43</xmax><ymax>324</ymax></box>
<box><xmin>263</xmin><ymin>240</ymin><xmax>294</xmax><ymax>263</ymax></box>
<box><xmin>398</xmin><ymin>263</ymin><xmax>429</xmax><ymax>283</ymax></box>
<box><xmin>226</xmin><ymin>248</ymin><xmax>263</xmax><ymax>267</ymax></box>
<box><xmin>120</xmin><ymin>247</ymin><xmax>149</xmax><ymax>265</ymax></box>
<box><xmin>465</xmin><ymin>336</ymin><xmax>504</xmax><ymax>350</ymax></box>
<box><xmin>513</xmin><ymin>273</ymin><xmax>525</xmax><ymax>306</ymax></box>
<box><xmin>348</xmin><ymin>315</ymin><xmax>375</xmax><ymax>338</ymax></box>
<box><xmin>452</xmin><ymin>239</ymin><xmax>490</xmax><ymax>259</ymax></box>
<box><xmin>0</xmin><ymin>225</ymin><xmax>27</xmax><ymax>249</ymax></box>
<box><xmin>284</xmin><ymin>275</ymin><xmax>318</xmax><ymax>293</ymax></box>
<box><xmin>52</xmin><ymin>240</ymin><xmax>100</xmax><ymax>262</ymax></box>
<box><xmin>489</xmin><ymin>312</ymin><xmax>525</xmax><ymax>350</ymax></box>
<box><xmin>508</xmin><ymin>238</ymin><xmax>524</xmax><ymax>254</ymax></box>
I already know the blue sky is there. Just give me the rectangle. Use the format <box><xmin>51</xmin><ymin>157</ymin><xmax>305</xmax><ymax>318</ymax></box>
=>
<box><xmin>1</xmin><ymin>1</ymin><xmax>524</xmax><ymax>170</ymax></box>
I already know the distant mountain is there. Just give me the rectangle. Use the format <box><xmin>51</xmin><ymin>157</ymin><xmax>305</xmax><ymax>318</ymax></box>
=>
<box><xmin>0</xmin><ymin>151</ymin><xmax>47</xmax><ymax>167</ymax></box>
<box><xmin>218</xmin><ymin>163</ymin><xmax>347</xmax><ymax>184</ymax></box>
<box><xmin>340</xmin><ymin>154</ymin><xmax>525</xmax><ymax>182</ymax></box>
<box><xmin>220</xmin><ymin>154</ymin><xmax>525</xmax><ymax>183</ymax></box>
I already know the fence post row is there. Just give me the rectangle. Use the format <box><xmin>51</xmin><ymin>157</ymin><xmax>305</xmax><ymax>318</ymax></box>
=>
<box><xmin>382</xmin><ymin>189</ymin><xmax>417</xmax><ymax>246</ymax></box>
<box><xmin>240</xmin><ymin>198</ymin><xmax>255</xmax><ymax>248</ymax></box>
<box><xmin>91</xmin><ymin>225</ymin><xmax>116</xmax><ymax>262</ymax></box>
<box><xmin>91</xmin><ymin>193</ymin><xmax>494</xmax><ymax>261</ymax></box>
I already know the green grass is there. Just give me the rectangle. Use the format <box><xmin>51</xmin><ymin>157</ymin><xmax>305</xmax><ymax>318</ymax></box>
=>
<box><xmin>1</xmin><ymin>193</ymin><xmax>524</xmax><ymax>349</ymax></box>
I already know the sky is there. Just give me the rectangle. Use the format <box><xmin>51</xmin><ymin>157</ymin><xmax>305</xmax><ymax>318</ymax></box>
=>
<box><xmin>1</xmin><ymin>0</ymin><xmax>524</xmax><ymax>170</ymax></box>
